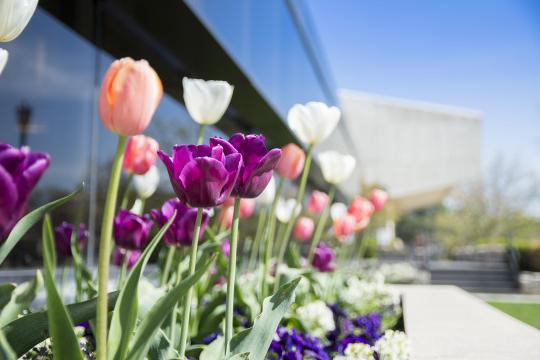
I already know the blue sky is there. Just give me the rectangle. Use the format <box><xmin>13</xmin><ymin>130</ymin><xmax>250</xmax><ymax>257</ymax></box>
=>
<box><xmin>308</xmin><ymin>0</ymin><xmax>540</xmax><ymax>174</ymax></box>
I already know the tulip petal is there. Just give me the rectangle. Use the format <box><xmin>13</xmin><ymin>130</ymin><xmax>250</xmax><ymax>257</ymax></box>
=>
<box><xmin>183</xmin><ymin>78</ymin><xmax>234</xmax><ymax>125</ymax></box>
<box><xmin>179</xmin><ymin>157</ymin><xmax>229</xmax><ymax>208</ymax></box>
<box><xmin>209</xmin><ymin>136</ymin><xmax>238</xmax><ymax>155</ymax></box>
<box><xmin>0</xmin><ymin>166</ymin><xmax>18</xmax><ymax>229</ymax></box>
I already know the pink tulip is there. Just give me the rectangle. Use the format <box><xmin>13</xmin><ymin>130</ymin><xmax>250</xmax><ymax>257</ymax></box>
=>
<box><xmin>308</xmin><ymin>190</ymin><xmax>329</xmax><ymax>215</ymax></box>
<box><xmin>222</xmin><ymin>198</ymin><xmax>256</xmax><ymax>219</ymax></box>
<box><xmin>123</xmin><ymin>135</ymin><xmax>159</xmax><ymax>175</ymax></box>
<box><xmin>99</xmin><ymin>57</ymin><xmax>163</xmax><ymax>136</ymax></box>
<box><xmin>348</xmin><ymin>197</ymin><xmax>374</xmax><ymax>224</ymax></box>
<box><xmin>369</xmin><ymin>188</ymin><xmax>388</xmax><ymax>212</ymax></box>
<box><xmin>333</xmin><ymin>214</ymin><xmax>356</xmax><ymax>242</ymax></box>
<box><xmin>293</xmin><ymin>216</ymin><xmax>314</xmax><ymax>242</ymax></box>
<box><xmin>276</xmin><ymin>143</ymin><xmax>305</xmax><ymax>180</ymax></box>
<box><xmin>218</xmin><ymin>206</ymin><xmax>234</xmax><ymax>229</ymax></box>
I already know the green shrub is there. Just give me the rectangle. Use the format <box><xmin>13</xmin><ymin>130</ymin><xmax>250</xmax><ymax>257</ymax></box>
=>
<box><xmin>514</xmin><ymin>239</ymin><xmax>540</xmax><ymax>272</ymax></box>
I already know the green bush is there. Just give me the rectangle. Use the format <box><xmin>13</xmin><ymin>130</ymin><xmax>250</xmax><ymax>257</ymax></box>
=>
<box><xmin>514</xmin><ymin>240</ymin><xmax>540</xmax><ymax>272</ymax></box>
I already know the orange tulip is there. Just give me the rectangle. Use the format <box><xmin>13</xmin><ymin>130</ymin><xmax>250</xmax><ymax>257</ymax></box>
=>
<box><xmin>276</xmin><ymin>143</ymin><xmax>305</xmax><ymax>180</ymax></box>
<box><xmin>99</xmin><ymin>57</ymin><xmax>162</xmax><ymax>136</ymax></box>
<box><xmin>123</xmin><ymin>135</ymin><xmax>159</xmax><ymax>175</ymax></box>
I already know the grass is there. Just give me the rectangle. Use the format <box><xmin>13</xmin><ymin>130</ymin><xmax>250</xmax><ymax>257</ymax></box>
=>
<box><xmin>488</xmin><ymin>301</ymin><xmax>540</xmax><ymax>330</ymax></box>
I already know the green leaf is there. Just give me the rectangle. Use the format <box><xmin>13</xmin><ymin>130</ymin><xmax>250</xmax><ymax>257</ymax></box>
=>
<box><xmin>0</xmin><ymin>185</ymin><xmax>83</xmax><ymax>265</ymax></box>
<box><xmin>108</xmin><ymin>210</ymin><xmax>177</xmax><ymax>360</ymax></box>
<box><xmin>0</xmin><ymin>328</ymin><xmax>15</xmax><ymax>360</ymax></box>
<box><xmin>41</xmin><ymin>215</ymin><xmax>84</xmax><ymax>360</ymax></box>
<box><xmin>228</xmin><ymin>277</ymin><xmax>301</xmax><ymax>360</ymax></box>
<box><xmin>0</xmin><ymin>271</ymin><xmax>42</xmax><ymax>327</ymax></box>
<box><xmin>2</xmin><ymin>292</ymin><xmax>118</xmax><ymax>357</ymax></box>
<box><xmin>0</xmin><ymin>284</ymin><xmax>16</xmax><ymax>310</ymax></box>
<box><xmin>199</xmin><ymin>336</ymin><xmax>224</xmax><ymax>360</ymax></box>
<box><xmin>147</xmin><ymin>329</ymin><xmax>180</xmax><ymax>360</ymax></box>
<box><xmin>127</xmin><ymin>254</ymin><xmax>217</xmax><ymax>360</ymax></box>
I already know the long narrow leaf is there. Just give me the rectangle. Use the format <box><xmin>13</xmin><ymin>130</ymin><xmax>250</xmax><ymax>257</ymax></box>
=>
<box><xmin>227</xmin><ymin>278</ymin><xmax>301</xmax><ymax>360</ymax></box>
<box><xmin>127</xmin><ymin>254</ymin><xmax>217</xmax><ymax>360</ymax></box>
<box><xmin>0</xmin><ymin>185</ymin><xmax>83</xmax><ymax>265</ymax></box>
<box><xmin>0</xmin><ymin>284</ymin><xmax>15</xmax><ymax>310</ymax></box>
<box><xmin>108</xmin><ymin>211</ymin><xmax>177</xmax><ymax>360</ymax></box>
<box><xmin>2</xmin><ymin>292</ymin><xmax>118</xmax><ymax>357</ymax></box>
<box><xmin>0</xmin><ymin>328</ymin><xmax>15</xmax><ymax>360</ymax></box>
<box><xmin>0</xmin><ymin>271</ymin><xmax>42</xmax><ymax>326</ymax></box>
<box><xmin>41</xmin><ymin>216</ymin><xmax>84</xmax><ymax>360</ymax></box>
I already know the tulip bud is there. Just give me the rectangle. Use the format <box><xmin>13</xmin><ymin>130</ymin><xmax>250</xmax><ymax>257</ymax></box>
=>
<box><xmin>0</xmin><ymin>48</ymin><xmax>7</xmax><ymax>75</ymax></box>
<box><xmin>276</xmin><ymin>198</ymin><xmax>301</xmax><ymax>223</ymax></box>
<box><xmin>113</xmin><ymin>209</ymin><xmax>153</xmax><ymax>250</ymax></box>
<box><xmin>308</xmin><ymin>190</ymin><xmax>329</xmax><ymax>215</ymax></box>
<box><xmin>112</xmin><ymin>247</ymin><xmax>140</xmax><ymax>269</ymax></box>
<box><xmin>256</xmin><ymin>176</ymin><xmax>276</xmax><ymax>206</ymax></box>
<box><xmin>182</xmin><ymin>77</ymin><xmax>234</xmax><ymax>125</ymax></box>
<box><xmin>294</xmin><ymin>217</ymin><xmax>314</xmax><ymax>242</ymax></box>
<box><xmin>0</xmin><ymin>0</ymin><xmax>38</xmax><ymax>42</ymax></box>
<box><xmin>369</xmin><ymin>188</ymin><xmax>389</xmax><ymax>212</ymax></box>
<box><xmin>221</xmin><ymin>238</ymin><xmax>230</xmax><ymax>257</ymax></box>
<box><xmin>318</xmin><ymin>151</ymin><xmax>356</xmax><ymax>185</ymax></box>
<box><xmin>123</xmin><ymin>135</ymin><xmax>159</xmax><ymax>175</ymax></box>
<box><xmin>99</xmin><ymin>58</ymin><xmax>162</xmax><ymax>136</ymax></box>
<box><xmin>276</xmin><ymin>143</ymin><xmax>305</xmax><ymax>180</ymax></box>
<box><xmin>333</xmin><ymin>214</ymin><xmax>356</xmax><ymax>242</ymax></box>
<box><xmin>133</xmin><ymin>165</ymin><xmax>160</xmax><ymax>199</ymax></box>
<box><xmin>287</xmin><ymin>102</ymin><xmax>340</xmax><ymax>145</ymax></box>
<box><xmin>218</xmin><ymin>206</ymin><xmax>234</xmax><ymax>229</ymax></box>
<box><xmin>54</xmin><ymin>222</ymin><xmax>88</xmax><ymax>258</ymax></box>
<box><xmin>330</xmin><ymin>202</ymin><xmax>348</xmax><ymax>221</ymax></box>
<box><xmin>348</xmin><ymin>197</ymin><xmax>374</xmax><ymax>224</ymax></box>
<box><xmin>311</xmin><ymin>243</ymin><xmax>335</xmax><ymax>272</ymax></box>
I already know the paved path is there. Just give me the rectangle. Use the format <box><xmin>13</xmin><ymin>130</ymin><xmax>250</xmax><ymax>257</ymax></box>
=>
<box><xmin>397</xmin><ymin>285</ymin><xmax>540</xmax><ymax>360</ymax></box>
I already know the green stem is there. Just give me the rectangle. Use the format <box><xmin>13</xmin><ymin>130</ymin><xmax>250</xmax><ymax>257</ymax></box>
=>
<box><xmin>196</xmin><ymin>124</ymin><xmax>206</xmax><ymax>145</ymax></box>
<box><xmin>248</xmin><ymin>208</ymin><xmax>267</xmax><ymax>270</ymax></box>
<box><xmin>260</xmin><ymin>177</ymin><xmax>284</xmax><ymax>301</ymax></box>
<box><xmin>169</xmin><ymin>258</ymin><xmax>183</xmax><ymax>348</ymax></box>
<box><xmin>60</xmin><ymin>265</ymin><xmax>68</xmax><ymax>298</ymax></box>
<box><xmin>161</xmin><ymin>246</ymin><xmax>176</xmax><ymax>286</ymax></box>
<box><xmin>119</xmin><ymin>173</ymin><xmax>133</xmax><ymax>210</ymax></box>
<box><xmin>178</xmin><ymin>208</ymin><xmax>204</xmax><ymax>358</ymax></box>
<box><xmin>274</xmin><ymin>145</ymin><xmax>313</xmax><ymax>291</ymax></box>
<box><xmin>224</xmin><ymin>198</ymin><xmax>241</xmax><ymax>355</ymax></box>
<box><xmin>308</xmin><ymin>184</ymin><xmax>336</xmax><ymax>263</ymax></box>
<box><xmin>117</xmin><ymin>251</ymin><xmax>129</xmax><ymax>289</ymax></box>
<box><xmin>96</xmin><ymin>134</ymin><xmax>126</xmax><ymax>360</ymax></box>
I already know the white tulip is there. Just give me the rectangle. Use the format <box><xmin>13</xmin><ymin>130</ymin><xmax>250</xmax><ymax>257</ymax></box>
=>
<box><xmin>133</xmin><ymin>165</ymin><xmax>159</xmax><ymax>199</ymax></box>
<box><xmin>330</xmin><ymin>202</ymin><xmax>348</xmax><ymax>221</ymax></box>
<box><xmin>0</xmin><ymin>0</ymin><xmax>38</xmax><ymax>42</ymax></box>
<box><xmin>287</xmin><ymin>101</ymin><xmax>340</xmax><ymax>145</ymax></box>
<box><xmin>256</xmin><ymin>176</ymin><xmax>276</xmax><ymax>206</ymax></box>
<box><xmin>275</xmin><ymin>198</ymin><xmax>301</xmax><ymax>223</ymax></box>
<box><xmin>182</xmin><ymin>77</ymin><xmax>234</xmax><ymax>125</ymax></box>
<box><xmin>0</xmin><ymin>48</ymin><xmax>7</xmax><ymax>75</ymax></box>
<box><xmin>318</xmin><ymin>150</ymin><xmax>356</xmax><ymax>184</ymax></box>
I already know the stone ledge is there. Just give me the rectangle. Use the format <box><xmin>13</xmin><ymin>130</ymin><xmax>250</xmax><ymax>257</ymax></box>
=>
<box><xmin>395</xmin><ymin>285</ymin><xmax>540</xmax><ymax>359</ymax></box>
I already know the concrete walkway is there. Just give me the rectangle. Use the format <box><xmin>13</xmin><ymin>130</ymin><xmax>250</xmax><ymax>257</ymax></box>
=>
<box><xmin>398</xmin><ymin>285</ymin><xmax>540</xmax><ymax>359</ymax></box>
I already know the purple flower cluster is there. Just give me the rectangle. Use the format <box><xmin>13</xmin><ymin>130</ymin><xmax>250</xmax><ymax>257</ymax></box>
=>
<box><xmin>268</xmin><ymin>327</ymin><xmax>329</xmax><ymax>360</ymax></box>
<box><xmin>325</xmin><ymin>304</ymin><xmax>383</xmax><ymax>354</ymax></box>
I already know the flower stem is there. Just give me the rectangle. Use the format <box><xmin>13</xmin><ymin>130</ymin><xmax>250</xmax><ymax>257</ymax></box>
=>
<box><xmin>178</xmin><ymin>208</ymin><xmax>204</xmax><ymax>358</ymax></box>
<box><xmin>117</xmin><ymin>251</ymin><xmax>129</xmax><ymax>289</ymax></box>
<box><xmin>308</xmin><ymin>184</ymin><xmax>336</xmax><ymax>263</ymax></box>
<box><xmin>224</xmin><ymin>197</ymin><xmax>241</xmax><ymax>355</ymax></box>
<box><xmin>96</xmin><ymin>134</ymin><xmax>126</xmax><ymax>360</ymax></box>
<box><xmin>119</xmin><ymin>173</ymin><xmax>133</xmax><ymax>210</ymax></box>
<box><xmin>161</xmin><ymin>246</ymin><xmax>176</xmax><ymax>286</ymax></box>
<box><xmin>260</xmin><ymin>177</ymin><xmax>284</xmax><ymax>301</ymax></box>
<box><xmin>196</xmin><ymin>124</ymin><xmax>206</xmax><ymax>145</ymax></box>
<box><xmin>274</xmin><ymin>144</ymin><xmax>313</xmax><ymax>291</ymax></box>
<box><xmin>248</xmin><ymin>208</ymin><xmax>267</xmax><ymax>270</ymax></box>
<box><xmin>169</xmin><ymin>257</ymin><xmax>183</xmax><ymax>348</ymax></box>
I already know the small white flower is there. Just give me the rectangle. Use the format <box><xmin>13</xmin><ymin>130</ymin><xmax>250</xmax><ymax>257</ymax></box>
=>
<box><xmin>0</xmin><ymin>48</ymin><xmax>7</xmax><ymax>75</ymax></box>
<box><xmin>275</xmin><ymin>198</ymin><xmax>301</xmax><ymax>223</ymax></box>
<box><xmin>318</xmin><ymin>150</ymin><xmax>356</xmax><ymax>184</ymax></box>
<box><xmin>0</xmin><ymin>0</ymin><xmax>38</xmax><ymax>42</ymax></box>
<box><xmin>296</xmin><ymin>300</ymin><xmax>335</xmax><ymax>338</ymax></box>
<box><xmin>330</xmin><ymin>202</ymin><xmax>348</xmax><ymax>221</ymax></box>
<box><xmin>256</xmin><ymin>176</ymin><xmax>275</xmax><ymax>206</ymax></box>
<box><xmin>334</xmin><ymin>342</ymin><xmax>375</xmax><ymax>360</ymax></box>
<box><xmin>133</xmin><ymin>165</ymin><xmax>160</xmax><ymax>199</ymax></box>
<box><xmin>288</xmin><ymin>102</ymin><xmax>340</xmax><ymax>145</ymax></box>
<box><xmin>374</xmin><ymin>330</ymin><xmax>411</xmax><ymax>360</ymax></box>
<box><xmin>182</xmin><ymin>77</ymin><xmax>234</xmax><ymax>125</ymax></box>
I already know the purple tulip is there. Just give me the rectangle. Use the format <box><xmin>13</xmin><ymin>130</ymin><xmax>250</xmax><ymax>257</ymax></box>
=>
<box><xmin>113</xmin><ymin>209</ymin><xmax>153</xmax><ymax>250</ymax></box>
<box><xmin>54</xmin><ymin>222</ymin><xmax>88</xmax><ymax>257</ymax></box>
<box><xmin>158</xmin><ymin>142</ymin><xmax>242</xmax><ymax>208</ymax></box>
<box><xmin>210</xmin><ymin>134</ymin><xmax>281</xmax><ymax>198</ymax></box>
<box><xmin>151</xmin><ymin>198</ymin><xmax>210</xmax><ymax>246</ymax></box>
<box><xmin>220</xmin><ymin>238</ymin><xmax>230</xmax><ymax>257</ymax></box>
<box><xmin>0</xmin><ymin>144</ymin><xmax>50</xmax><ymax>239</ymax></box>
<box><xmin>311</xmin><ymin>243</ymin><xmax>336</xmax><ymax>272</ymax></box>
<box><xmin>112</xmin><ymin>247</ymin><xmax>141</xmax><ymax>268</ymax></box>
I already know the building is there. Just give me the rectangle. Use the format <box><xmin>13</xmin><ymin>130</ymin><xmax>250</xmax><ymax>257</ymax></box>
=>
<box><xmin>336</xmin><ymin>90</ymin><xmax>482</xmax><ymax>212</ymax></box>
<box><xmin>0</xmin><ymin>0</ymin><xmax>348</xmax><ymax>265</ymax></box>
